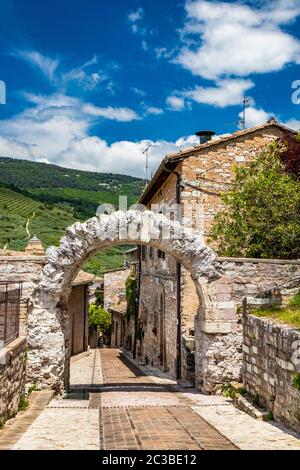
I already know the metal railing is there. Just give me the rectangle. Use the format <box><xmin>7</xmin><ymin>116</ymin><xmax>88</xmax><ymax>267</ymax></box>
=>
<box><xmin>0</xmin><ymin>281</ymin><xmax>22</xmax><ymax>345</ymax></box>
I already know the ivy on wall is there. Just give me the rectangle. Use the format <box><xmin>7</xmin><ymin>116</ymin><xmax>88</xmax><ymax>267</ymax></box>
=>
<box><xmin>125</xmin><ymin>275</ymin><xmax>137</xmax><ymax>321</ymax></box>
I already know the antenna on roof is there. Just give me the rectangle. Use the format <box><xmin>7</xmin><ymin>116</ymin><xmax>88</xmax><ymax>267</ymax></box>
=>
<box><xmin>142</xmin><ymin>144</ymin><xmax>153</xmax><ymax>188</ymax></box>
<box><xmin>240</xmin><ymin>96</ymin><xmax>252</xmax><ymax>130</ymax></box>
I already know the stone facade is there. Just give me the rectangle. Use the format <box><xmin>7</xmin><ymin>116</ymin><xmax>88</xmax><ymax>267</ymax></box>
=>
<box><xmin>109</xmin><ymin>302</ymin><xmax>127</xmax><ymax>348</ymax></box>
<box><xmin>104</xmin><ymin>267</ymin><xmax>130</xmax><ymax>310</ymax></box>
<box><xmin>138</xmin><ymin>122</ymin><xmax>297</xmax><ymax>390</ymax></box>
<box><xmin>0</xmin><ymin>337</ymin><xmax>27</xmax><ymax>421</ymax></box>
<box><xmin>243</xmin><ymin>314</ymin><xmax>300</xmax><ymax>434</ymax></box>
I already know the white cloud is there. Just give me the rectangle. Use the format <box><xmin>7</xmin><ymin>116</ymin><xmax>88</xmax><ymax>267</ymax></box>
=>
<box><xmin>61</xmin><ymin>56</ymin><xmax>105</xmax><ymax>91</ymax></box>
<box><xmin>0</xmin><ymin>91</ymin><xmax>200</xmax><ymax>177</ymax></box>
<box><xmin>175</xmin><ymin>0</ymin><xmax>300</xmax><ymax>80</ymax></box>
<box><xmin>238</xmin><ymin>106</ymin><xmax>272</xmax><ymax>128</ymax></box>
<box><xmin>59</xmin><ymin>134</ymin><xmax>199</xmax><ymax>176</ymax></box>
<box><xmin>12</xmin><ymin>50</ymin><xmax>109</xmax><ymax>92</ymax></box>
<box><xmin>166</xmin><ymin>95</ymin><xmax>185</xmax><ymax>111</ymax></box>
<box><xmin>131</xmin><ymin>87</ymin><xmax>146</xmax><ymax>97</ymax></box>
<box><xmin>283</xmin><ymin>118</ymin><xmax>300</xmax><ymax>130</ymax></box>
<box><xmin>154</xmin><ymin>47</ymin><xmax>175</xmax><ymax>60</ymax></box>
<box><xmin>82</xmin><ymin>103</ymin><xmax>140</xmax><ymax>122</ymax></box>
<box><xmin>145</xmin><ymin>106</ymin><xmax>164</xmax><ymax>116</ymax></box>
<box><xmin>1</xmin><ymin>90</ymin><xmax>297</xmax><ymax>178</ymax></box>
<box><xmin>13</xmin><ymin>50</ymin><xmax>59</xmax><ymax>82</ymax></box>
<box><xmin>183</xmin><ymin>79</ymin><xmax>254</xmax><ymax>108</ymax></box>
<box><xmin>128</xmin><ymin>7</ymin><xmax>144</xmax><ymax>23</ymax></box>
<box><xmin>0</xmin><ymin>136</ymin><xmax>34</xmax><ymax>159</ymax></box>
<box><xmin>128</xmin><ymin>7</ymin><xmax>145</xmax><ymax>34</ymax></box>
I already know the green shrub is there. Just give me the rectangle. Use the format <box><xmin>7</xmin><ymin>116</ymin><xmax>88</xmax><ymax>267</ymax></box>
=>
<box><xmin>88</xmin><ymin>304</ymin><xmax>111</xmax><ymax>334</ymax></box>
<box><xmin>18</xmin><ymin>395</ymin><xmax>29</xmax><ymax>412</ymax></box>
<box><xmin>291</xmin><ymin>373</ymin><xmax>300</xmax><ymax>391</ymax></box>
<box><xmin>210</xmin><ymin>142</ymin><xmax>300</xmax><ymax>259</ymax></box>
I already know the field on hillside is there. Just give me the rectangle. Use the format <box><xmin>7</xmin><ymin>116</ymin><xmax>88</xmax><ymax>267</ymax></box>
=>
<box><xmin>0</xmin><ymin>186</ymin><xmax>41</xmax><ymax>217</ymax></box>
<box><xmin>0</xmin><ymin>157</ymin><xmax>143</xmax><ymax>274</ymax></box>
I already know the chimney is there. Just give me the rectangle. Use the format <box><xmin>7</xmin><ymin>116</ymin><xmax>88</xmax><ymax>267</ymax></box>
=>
<box><xmin>196</xmin><ymin>130</ymin><xmax>216</xmax><ymax>145</ymax></box>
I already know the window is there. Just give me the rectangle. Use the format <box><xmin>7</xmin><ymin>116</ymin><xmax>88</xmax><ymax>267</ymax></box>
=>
<box><xmin>0</xmin><ymin>281</ymin><xmax>22</xmax><ymax>345</ymax></box>
<box><xmin>141</xmin><ymin>245</ymin><xmax>147</xmax><ymax>261</ymax></box>
<box><xmin>149</xmin><ymin>247</ymin><xmax>154</xmax><ymax>259</ymax></box>
<box><xmin>158</xmin><ymin>250</ymin><xmax>165</xmax><ymax>259</ymax></box>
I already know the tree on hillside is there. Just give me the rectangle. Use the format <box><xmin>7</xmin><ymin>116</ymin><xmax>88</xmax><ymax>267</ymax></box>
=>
<box><xmin>210</xmin><ymin>139</ymin><xmax>300</xmax><ymax>259</ymax></box>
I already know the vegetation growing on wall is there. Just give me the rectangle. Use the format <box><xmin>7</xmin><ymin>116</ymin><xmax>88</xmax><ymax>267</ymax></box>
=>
<box><xmin>211</xmin><ymin>139</ymin><xmax>300</xmax><ymax>259</ymax></box>
<box><xmin>252</xmin><ymin>292</ymin><xmax>300</xmax><ymax>328</ymax></box>
<box><xmin>125</xmin><ymin>275</ymin><xmax>137</xmax><ymax>320</ymax></box>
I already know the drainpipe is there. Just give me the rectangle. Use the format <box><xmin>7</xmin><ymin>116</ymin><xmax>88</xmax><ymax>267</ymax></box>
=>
<box><xmin>84</xmin><ymin>285</ymin><xmax>89</xmax><ymax>351</ymax></box>
<box><xmin>162</xmin><ymin>164</ymin><xmax>183</xmax><ymax>380</ymax></box>
<box><xmin>133</xmin><ymin>246</ymin><xmax>141</xmax><ymax>359</ymax></box>
<box><xmin>175</xmin><ymin>172</ymin><xmax>182</xmax><ymax>381</ymax></box>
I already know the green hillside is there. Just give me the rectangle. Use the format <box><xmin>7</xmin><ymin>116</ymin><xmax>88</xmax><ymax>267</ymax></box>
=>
<box><xmin>0</xmin><ymin>157</ymin><xmax>144</xmax><ymax>274</ymax></box>
<box><xmin>0</xmin><ymin>157</ymin><xmax>143</xmax><ymax>219</ymax></box>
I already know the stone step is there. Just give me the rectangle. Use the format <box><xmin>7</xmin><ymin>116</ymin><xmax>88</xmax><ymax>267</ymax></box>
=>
<box><xmin>234</xmin><ymin>395</ymin><xmax>271</xmax><ymax>421</ymax></box>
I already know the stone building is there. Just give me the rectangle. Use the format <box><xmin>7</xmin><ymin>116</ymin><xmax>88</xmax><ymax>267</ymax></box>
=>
<box><xmin>88</xmin><ymin>276</ymin><xmax>104</xmax><ymax>305</ymax></box>
<box><xmin>136</xmin><ymin>120</ymin><xmax>298</xmax><ymax>385</ymax></box>
<box><xmin>103</xmin><ymin>267</ymin><xmax>134</xmax><ymax>350</ymax></box>
<box><xmin>68</xmin><ymin>270</ymin><xmax>95</xmax><ymax>356</ymax></box>
<box><xmin>109</xmin><ymin>301</ymin><xmax>127</xmax><ymax>348</ymax></box>
<box><xmin>103</xmin><ymin>267</ymin><xmax>130</xmax><ymax>309</ymax></box>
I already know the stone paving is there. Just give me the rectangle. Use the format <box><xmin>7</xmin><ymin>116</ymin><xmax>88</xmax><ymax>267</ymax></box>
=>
<box><xmin>5</xmin><ymin>348</ymin><xmax>300</xmax><ymax>450</ymax></box>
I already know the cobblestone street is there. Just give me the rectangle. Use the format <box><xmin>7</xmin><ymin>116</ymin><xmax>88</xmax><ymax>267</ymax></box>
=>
<box><xmin>1</xmin><ymin>349</ymin><xmax>299</xmax><ymax>450</ymax></box>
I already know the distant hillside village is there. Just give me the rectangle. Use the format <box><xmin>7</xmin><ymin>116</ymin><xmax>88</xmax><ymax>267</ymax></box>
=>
<box><xmin>1</xmin><ymin>119</ymin><xmax>300</xmax><ymax>436</ymax></box>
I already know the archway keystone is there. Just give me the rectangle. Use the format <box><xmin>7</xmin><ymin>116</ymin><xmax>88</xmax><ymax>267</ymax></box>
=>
<box><xmin>27</xmin><ymin>210</ymin><xmax>221</xmax><ymax>392</ymax></box>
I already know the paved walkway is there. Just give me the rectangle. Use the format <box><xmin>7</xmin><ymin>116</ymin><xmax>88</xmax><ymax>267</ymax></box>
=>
<box><xmin>5</xmin><ymin>349</ymin><xmax>300</xmax><ymax>450</ymax></box>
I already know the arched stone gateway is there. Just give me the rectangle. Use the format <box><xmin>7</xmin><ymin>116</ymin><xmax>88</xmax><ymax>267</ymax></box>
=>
<box><xmin>27</xmin><ymin>210</ymin><xmax>222</xmax><ymax>392</ymax></box>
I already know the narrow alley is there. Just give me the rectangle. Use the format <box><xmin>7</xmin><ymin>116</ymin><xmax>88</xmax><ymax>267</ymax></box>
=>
<box><xmin>1</xmin><ymin>349</ymin><xmax>300</xmax><ymax>451</ymax></box>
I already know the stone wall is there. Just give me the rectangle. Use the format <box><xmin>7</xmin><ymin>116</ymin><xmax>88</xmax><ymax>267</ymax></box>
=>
<box><xmin>104</xmin><ymin>267</ymin><xmax>130</xmax><ymax>309</ymax></box>
<box><xmin>243</xmin><ymin>314</ymin><xmax>300</xmax><ymax>433</ymax></box>
<box><xmin>194</xmin><ymin>258</ymin><xmax>300</xmax><ymax>393</ymax></box>
<box><xmin>0</xmin><ymin>255</ymin><xmax>44</xmax><ymax>296</ymax></box>
<box><xmin>138</xmin><ymin>264</ymin><xmax>178</xmax><ymax>377</ymax></box>
<box><xmin>0</xmin><ymin>337</ymin><xmax>27</xmax><ymax>421</ymax></box>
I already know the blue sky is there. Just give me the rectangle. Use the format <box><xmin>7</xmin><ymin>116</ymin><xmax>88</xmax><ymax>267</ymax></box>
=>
<box><xmin>0</xmin><ymin>0</ymin><xmax>300</xmax><ymax>177</ymax></box>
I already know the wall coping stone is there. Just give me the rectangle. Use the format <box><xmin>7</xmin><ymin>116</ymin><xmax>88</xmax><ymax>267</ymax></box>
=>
<box><xmin>0</xmin><ymin>256</ymin><xmax>46</xmax><ymax>263</ymax></box>
<box><xmin>0</xmin><ymin>336</ymin><xmax>27</xmax><ymax>365</ymax></box>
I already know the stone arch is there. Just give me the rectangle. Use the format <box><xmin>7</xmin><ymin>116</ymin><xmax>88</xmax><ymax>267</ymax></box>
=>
<box><xmin>27</xmin><ymin>210</ymin><xmax>221</xmax><ymax>392</ymax></box>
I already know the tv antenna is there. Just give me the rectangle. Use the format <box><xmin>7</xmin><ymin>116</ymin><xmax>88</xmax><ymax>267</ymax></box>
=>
<box><xmin>240</xmin><ymin>96</ymin><xmax>252</xmax><ymax>130</ymax></box>
<box><xmin>142</xmin><ymin>143</ymin><xmax>153</xmax><ymax>187</ymax></box>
